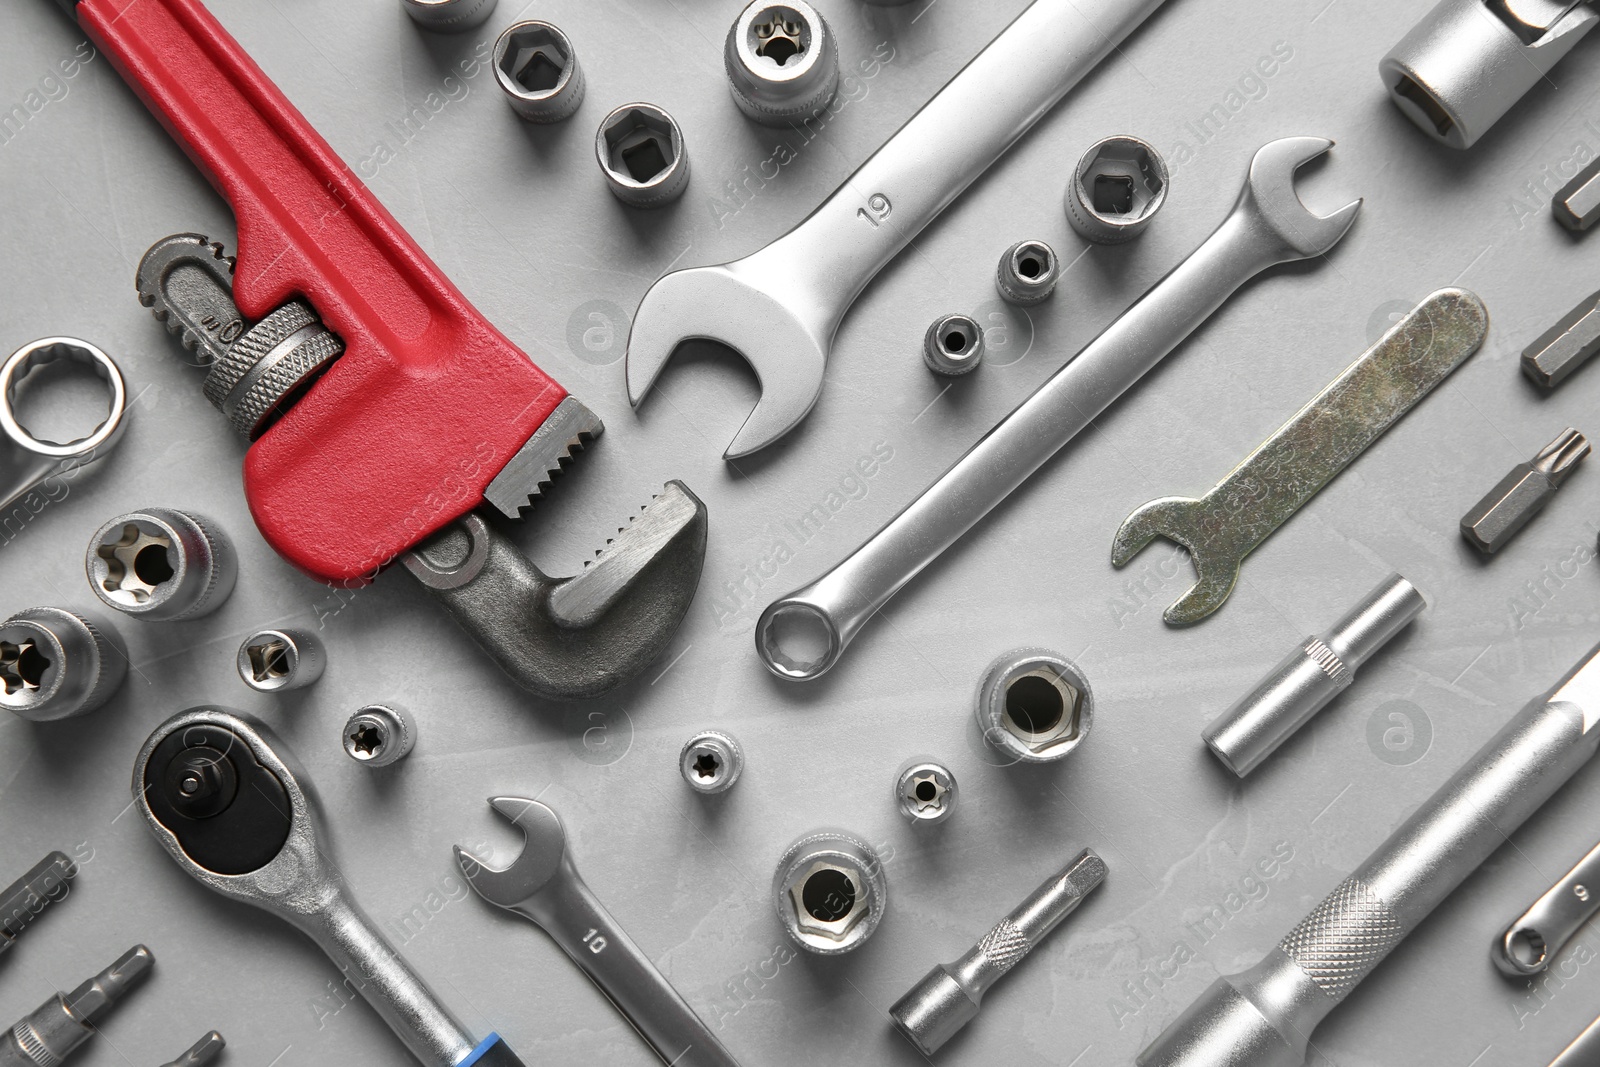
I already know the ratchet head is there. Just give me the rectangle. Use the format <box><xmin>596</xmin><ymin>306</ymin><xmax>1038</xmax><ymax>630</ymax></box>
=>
<box><xmin>1238</xmin><ymin>136</ymin><xmax>1362</xmax><ymax>260</ymax></box>
<box><xmin>625</xmin><ymin>263</ymin><xmax>828</xmax><ymax>460</ymax></box>
<box><xmin>455</xmin><ymin>797</ymin><xmax>572</xmax><ymax>910</ymax></box>
<box><xmin>132</xmin><ymin>709</ymin><xmax>338</xmax><ymax>916</ymax></box>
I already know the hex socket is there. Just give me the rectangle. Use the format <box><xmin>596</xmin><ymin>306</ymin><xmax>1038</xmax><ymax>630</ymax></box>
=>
<box><xmin>237</xmin><ymin>628</ymin><xmax>325</xmax><ymax>693</ymax></box>
<box><xmin>493</xmin><ymin>21</ymin><xmax>585</xmax><ymax>123</ymax></box>
<box><xmin>1203</xmin><ymin>574</ymin><xmax>1425</xmax><ymax>777</ymax></box>
<box><xmin>772</xmin><ymin>830</ymin><xmax>886</xmax><ymax>955</ymax></box>
<box><xmin>400</xmin><ymin>0</ymin><xmax>497</xmax><ymax>32</ymax></box>
<box><xmin>995</xmin><ymin>240</ymin><xmax>1060</xmax><ymax>306</ymax></box>
<box><xmin>596</xmin><ymin>103</ymin><xmax>690</xmax><ymax>208</ymax></box>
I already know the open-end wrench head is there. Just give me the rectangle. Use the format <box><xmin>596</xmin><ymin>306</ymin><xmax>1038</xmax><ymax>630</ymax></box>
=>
<box><xmin>1109</xmin><ymin>497</ymin><xmax>1241</xmax><ymax>625</ymax></box>
<box><xmin>455</xmin><ymin>797</ymin><xmax>571</xmax><ymax>910</ymax></box>
<box><xmin>1243</xmin><ymin>136</ymin><xmax>1362</xmax><ymax>259</ymax></box>
<box><xmin>625</xmin><ymin>264</ymin><xmax>828</xmax><ymax>459</ymax></box>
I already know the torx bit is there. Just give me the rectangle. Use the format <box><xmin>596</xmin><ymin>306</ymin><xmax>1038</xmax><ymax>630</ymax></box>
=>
<box><xmin>1555</xmin><ymin>157</ymin><xmax>1600</xmax><ymax>233</ymax></box>
<box><xmin>1460</xmin><ymin>428</ymin><xmax>1589</xmax><ymax>554</ymax></box>
<box><xmin>1523</xmin><ymin>289</ymin><xmax>1600</xmax><ymax>388</ymax></box>
<box><xmin>160</xmin><ymin>1031</ymin><xmax>225</xmax><ymax>1067</ymax></box>
<box><xmin>889</xmin><ymin>849</ymin><xmax>1107</xmax><ymax>1055</ymax></box>
<box><xmin>0</xmin><ymin>853</ymin><xmax>76</xmax><ymax>959</ymax></box>
<box><xmin>0</xmin><ymin>945</ymin><xmax>154</xmax><ymax>1067</ymax></box>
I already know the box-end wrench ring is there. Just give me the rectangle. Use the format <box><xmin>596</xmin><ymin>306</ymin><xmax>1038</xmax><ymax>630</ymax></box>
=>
<box><xmin>756</xmin><ymin>137</ymin><xmax>1361</xmax><ymax>680</ymax></box>
<box><xmin>1495</xmin><ymin>837</ymin><xmax>1600</xmax><ymax>976</ymax></box>
<box><xmin>0</xmin><ymin>338</ymin><xmax>128</xmax><ymax>513</ymax></box>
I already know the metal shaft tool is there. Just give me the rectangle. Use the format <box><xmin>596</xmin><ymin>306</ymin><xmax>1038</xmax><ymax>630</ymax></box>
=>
<box><xmin>1203</xmin><ymin>574</ymin><xmax>1426</xmax><ymax>777</ymax></box>
<box><xmin>888</xmin><ymin>849</ymin><xmax>1106</xmax><ymax>1055</ymax></box>
<box><xmin>1495</xmin><ymin>836</ymin><xmax>1600</xmax><ymax>976</ymax></box>
<box><xmin>626</xmin><ymin>0</ymin><xmax>1173</xmax><ymax>458</ymax></box>
<box><xmin>1138</xmin><ymin>638</ymin><xmax>1600</xmax><ymax>1067</ymax></box>
<box><xmin>159</xmin><ymin>1032</ymin><xmax>225</xmax><ymax>1067</ymax></box>
<box><xmin>1112</xmin><ymin>289</ymin><xmax>1487</xmax><ymax>624</ymax></box>
<box><xmin>133</xmin><ymin>710</ymin><xmax>525</xmax><ymax>1067</ymax></box>
<box><xmin>1460</xmin><ymin>427</ymin><xmax>1589</xmax><ymax>554</ymax></box>
<box><xmin>757</xmin><ymin>137</ymin><xmax>1360</xmax><ymax>680</ymax></box>
<box><xmin>457</xmin><ymin>798</ymin><xmax>740</xmax><ymax>1067</ymax></box>
<box><xmin>0</xmin><ymin>852</ymin><xmax>76</xmax><ymax>959</ymax></box>
<box><xmin>0</xmin><ymin>945</ymin><xmax>152</xmax><ymax>1067</ymax></box>
<box><xmin>1525</xmin><ymin>288</ymin><xmax>1600</xmax><ymax>387</ymax></box>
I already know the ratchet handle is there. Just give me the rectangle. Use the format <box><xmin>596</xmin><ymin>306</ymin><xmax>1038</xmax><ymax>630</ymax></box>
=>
<box><xmin>519</xmin><ymin>878</ymin><xmax>739</xmax><ymax>1067</ymax></box>
<box><xmin>745</xmin><ymin>0</ymin><xmax>1167</xmax><ymax>332</ymax></box>
<box><xmin>73</xmin><ymin>0</ymin><xmax>566</xmax><ymax>585</ymax></box>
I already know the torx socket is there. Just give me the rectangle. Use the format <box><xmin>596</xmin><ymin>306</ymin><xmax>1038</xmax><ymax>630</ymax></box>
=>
<box><xmin>0</xmin><ymin>945</ymin><xmax>153</xmax><ymax>1067</ymax></box>
<box><xmin>86</xmin><ymin>508</ymin><xmax>236</xmax><ymax>621</ymax></box>
<box><xmin>0</xmin><ymin>852</ymin><xmax>76</xmax><ymax>957</ymax></box>
<box><xmin>0</xmin><ymin>607</ymin><xmax>127</xmax><ymax>722</ymax></box>
<box><xmin>1203</xmin><ymin>574</ymin><xmax>1425</xmax><ymax>777</ymax></box>
<box><xmin>1460</xmin><ymin>428</ymin><xmax>1589</xmax><ymax>554</ymax></box>
<box><xmin>724</xmin><ymin>1</ymin><xmax>840</xmax><ymax>126</ymax></box>
<box><xmin>1525</xmin><ymin>290</ymin><xmax>1600</xmax><ymax>388</ymax></box>
<box><xmin>343</xmin><ymin>704</ymin><xmax>415</xmax><ymax>767</ymax></box>
<box><xmin>890</xmin><ymin>849</ymin><xmax>1106</xmax><ymax>1055</ymax></box>
<box><xmin>237</xmin><ymin>628</ymin><xmax>325</xmax><ymax>693</ymax></box>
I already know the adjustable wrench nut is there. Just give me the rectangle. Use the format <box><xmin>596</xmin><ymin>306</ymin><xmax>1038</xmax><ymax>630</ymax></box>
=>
<box><xmin>923</xmin><ymin>314</ymin><xmax>985</xmax><ymax>376</ymax></box>
<box><xmin>597</xmin><ymin>103</ymin><xmax>690</xmax><ymax>208</ymax></box>
<box><xmin>773</xmin><ymin>830</ymin><xmax>887</xmax><ymax>955</ymax></box>
<box><xmin>724</xmin><ymin>1</ymin><xmax>840</xmax><ymax>126</ymax></box>
<box><xmin>86</xmin><ymin>508</ymin><xmax>236</xmax><ymax>622</ymax></box>
<box><xmin>237</xmin><ymin>628</ymin><xmax>325</xmax><ymax>693</ymax></box>
<box><xmin>995</xmin><ymin>240</ymin><xmax>1060</xmax><ymax>306</ymax></box>
<box><xmin>0</xmin><ymin>607</ymin><xmax>126</xmax><ymax>722</ymax></box>
<box><xmin>1065</xmin><ymin>135</ymin><xmax>1168</xmax><ymax>244</ymax></box>
<box><xmin>400</xmin><ymin>0</ymin><xmax>497</xmax><ymax>32</ymax></box>
<box><xmin>494</xmin><ymin>21</ymin><xmax>585</xmax><ymax>124</ymax></box>
<box><xmin>977</xmin><ymin>649</ymin><xmax>1092</xmax><ymax>764</ymax></box>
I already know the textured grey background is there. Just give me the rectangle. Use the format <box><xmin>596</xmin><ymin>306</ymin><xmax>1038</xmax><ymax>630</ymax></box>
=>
<box><xmin>3</xmin><ymin>0</ymin><xmax>1600</xmax><ymax>1064</ymax></box>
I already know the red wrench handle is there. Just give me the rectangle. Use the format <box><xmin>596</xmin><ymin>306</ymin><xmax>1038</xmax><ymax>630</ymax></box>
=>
<box><xmin>77</xmin><ymin>0</ymin><xmax>565</xmax><ymax>585</ymax></box>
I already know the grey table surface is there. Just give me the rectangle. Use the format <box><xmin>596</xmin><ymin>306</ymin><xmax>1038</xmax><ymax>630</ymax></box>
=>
<box><xmin>3</xmin><ymin>0</ymin><xmax>1600</xmax><ymax>1064</ymax></box>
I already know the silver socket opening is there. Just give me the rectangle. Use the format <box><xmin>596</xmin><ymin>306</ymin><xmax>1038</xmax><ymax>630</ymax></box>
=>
<box><xmin>0</xmin><ymin>607</ymin><xmax>126</xmax><ymax>722</ymax></box>
<box><xmin>724</xmin><ymin>1</ymin><xmax>840</xmax><ymax>126</ymax></box>
<box><xmin>923</xmin><ymin>314</ymin><xmax>985</xmax><ymax>376</ymax></box>
<box><xmin>773</xmin><ymin>830</ymin><xmax>886</xmax><ymax>955</ymax></box>
<box><xmin>995</xmin><ymin>240</ymin><xmax>1060</xmax><ymax>306</ymax></box>
<box><xmin>596</xmin><ymin>103</ymin><xmax>690</xmax><ymax>208</ymax></box>
<box><xmin>343</xmin><ymin>704</ymin><xmax>415</xmax><ymax>767</ymax></box>
<box><xmin>978</xmin><ymin>649</ymin><xmax>1092</xmax><ymax>764</ymax></box>
<box><xmin>1065</xmin><ymin>135</ymin><xmax>1169</xmax><ymax>244</ymax></box>
<box><xmin>680</xmin><ymin>730</ymin><xmax>744</xmax><ymax>794</ymax></box>
<box><xmin>1</xmin><ymin>338</ymin><xmax>128</xmax><ymax>469</ymax></box>
<box><xmin>237</xmin><ymin>628</ymin><xmax>326</xmax><ymax>693</ymax></box>
<box><xmin>494</xmin><ymin>21</ymin><xmax>585</xmax><ymax>124</ymax></box>
<box><xmin>400</xmin><ymin>0</ymin><xmax>497</xmax><ymax>32</ymax></box>
<box><xmin>894</xmin><ymin>759</ymin><xmax>957</xmax><ymax>824</ymax></box>
<box><xmin>86</xmin><ymin>508</ymin><xmax>236</xmax><ymax>621</ymax></box>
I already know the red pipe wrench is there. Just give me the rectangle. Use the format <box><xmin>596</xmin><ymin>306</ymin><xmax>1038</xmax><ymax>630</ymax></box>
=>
<box><xmin>68</xmin><ymin>0</ymin><xmax>563</xmax><ymax>585</ymax></box>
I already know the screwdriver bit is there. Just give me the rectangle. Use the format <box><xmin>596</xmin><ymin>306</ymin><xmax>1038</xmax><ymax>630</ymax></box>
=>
<box><xmin>0</xmin><ymin>945</ymin><xmax>154</xmax><ymax>1067</ymax></box>
<box><xmin>1523</xmin><ymin>290</ymin><xmax>1600</xmax><ymax>389</ymax></box>
<box><xmin>160</xmin><ymin>1031</ymin><xmax>225</xmax><ymax>1067</ymax></box>
<box><xmin>1461</xmin><ymin>428</ymin><xmax>1589</xmax><ymax>555</ymax></box>
<box><xmin>0</xmin><ymin>853</ymin><xmax>76</xmax><ymax>959</ymax></box>
<box><xmin>1555</xmin><ymin>157</ymin><xmax>1600</xmax><ymax>233</ymax></box>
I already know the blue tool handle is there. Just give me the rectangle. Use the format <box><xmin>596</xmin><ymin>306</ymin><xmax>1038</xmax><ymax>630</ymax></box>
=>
<box><xmin>459</xmin><ymin>1034</ymin><xmax>525</xmax><ymax>1067</ymax></box>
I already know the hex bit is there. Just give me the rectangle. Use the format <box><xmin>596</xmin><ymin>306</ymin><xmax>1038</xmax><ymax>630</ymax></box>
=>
<box><xmin>1555</xmin><ymin>157</ymin><xmax>1600</xmax><ymax>233</ymax></box>
<box><xmin>889</xmin><ymin>849</ymin><xmax>1107</xmax><ymax>1055</ymax></box>
<box><xmin>160</xmin><ymin>1032</ymin><xmax>225</xmax><ymax>1067</ymax></box>
<box><xmin>0</xmin><ymin>945</ymin><xmax>153</xmax><ymax>1067</ymax></box>
<box><xmin>1523</xmin><ymin>290</ymin><xmax>1600</xmax><ymax>388</ymax></box>
<box><xmin>0</xmin><ymin>853</ymin><xmax>76</xmax><ymax>958</ymax></box>
<box><xmin>1460</xmin><ymin>428</ymin><xmax>1589</xmax><ymax>554</ymax></box>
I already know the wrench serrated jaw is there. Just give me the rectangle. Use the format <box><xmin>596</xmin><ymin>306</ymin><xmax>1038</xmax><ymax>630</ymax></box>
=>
<box><xmin>484</xmin><ymin>396</ymin><xmax>604</xmax><ymax>519</ymax></box>
<box><xmin>1246</xmin><ymin>137</ymin><xmax>1362</xmax><ymax>260</ymax></box>
<box><xmin>625</xmin><ymin>263</ymin><xmax>829</xmax><ymax>459</ymax></box>
<box><xmin>455</xmin><ymin>797</ymin><xmax>569</xmax><ymax>909</ymax></box>
<box><xmin>550</xmin><ymin>482</ymin><xmax>703</xmax><ymax>629</ymax></box>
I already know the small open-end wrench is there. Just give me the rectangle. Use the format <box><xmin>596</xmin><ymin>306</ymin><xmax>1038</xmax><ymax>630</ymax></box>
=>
<box><xmin>626</xmin><ymin>0</ymin><xmax>1172</xmax><ymax>459</ymax></box>
<box><xmin>133</xmin><ymin>710</ymin><xmax>525</xmax><ymax>1067</ymax></box>
<box><xmin>1112</xmin><ymin>289</ymin><xmax>1487</xmax><ymax>624</ymax></box>
<box><xmin>757</xmin><ymin>137</ymin><xmax>1359</xmax><ymax>680</ymax></box>
<box><xmin>1495</xmin><ymin>836</ymin><xmax>1600</xmax><ymax>977</ymax></box>
<box><xmin>456</xmin><ymin>798</ymin><xmax>740</xmax><ymax>1067</ymax></box>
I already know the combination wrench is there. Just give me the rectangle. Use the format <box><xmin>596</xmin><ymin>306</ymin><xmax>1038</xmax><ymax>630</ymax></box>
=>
<box><xmin>457</xmin><ymin>798</ymin><xmax>740</xmax><ymax>1067</ymax></box>
<box><xmin>626</xmin><ymin>0</ymin><xmax>1173</xmax><ymax>458</ymax></box>
<box><xmin>1495</xmin><ymin>836</ymin><xmax>1600</xmax><ymax>977</ymax></box>
<box><xmin>757</xmin><ymin>137</ymin><xmax>1361</xmax><ymax>680</ymax></box>
<box><xmin>132</xmin><ymin>710</ymin><xmax>525</xmax><ymax>1067</ymax></box>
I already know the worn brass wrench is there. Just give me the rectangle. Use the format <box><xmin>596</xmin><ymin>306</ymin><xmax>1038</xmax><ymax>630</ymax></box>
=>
<box><xmin>1112</xmin><ymin>289</ymin><xmax>1488</xmax><ymax>624</ymax></box>
<box><xmin>757</xmin><ymin>137</ymin><xmax>1360</xmax><ymax>680</ymax></box>
<box><xmin>627</xmin><ymin>0</ymin><xmax>1172</xmax><ymax>458</ymax></box>
<box><xmin>457</xmin><ymin>798</ymin><xmax>740</xmax><ymax>1067</ymax></box>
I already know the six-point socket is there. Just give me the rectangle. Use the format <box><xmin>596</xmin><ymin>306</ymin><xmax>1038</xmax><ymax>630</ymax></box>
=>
<box><xmin>1066</xmin><ymin>135</ymin><xmax>1169</xmax><ymax>244</ymax></box>
<box><xmin>237</xmin><ymin>628</ymin><xmax>325</xmax><ymax>693</ymax></box>
<box><xmin>494</xmin><ymin>21</ymin><xmax>585</xmax><ymax>124</ymax></box>
<box><xmin>773</xmin><ymin>830</ymin><xmax>887</xmax><ymax>955</ymax></box>
<box><xmin>977</xmin><ymin>649</ymin><xmax>1092</xmax><ymax>764</ymax></box>
<box><xmin>0</xmin><ymin>607</ymin><xmax>126</xmax><ymax>722</ymax></box>
<box><xmin>596</xmin><ymin>103</ymin><xmax>690</xmax><ymax>207</ymax></box>
<box><xmin>924</xmin><ymin>314</ymin><xmax>985</xmax><ymax>376</ymax></box>
<box><xmin>995</xmin><ymin>240</ymin><xmax>1060</xmax><ymax>305</ymax></box>
<box><xmin>86</xmin><ymin>508</ymin><xmax>236</xmax><ymax>621</ymax></box>
<box><xmin>725</xmin><ymin>1</ymin><xmax>840</xmax><ymax>126</ymax></box>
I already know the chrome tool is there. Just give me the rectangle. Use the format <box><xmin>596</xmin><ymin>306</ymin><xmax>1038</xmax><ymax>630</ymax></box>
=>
<box><xmin>0</xmin><ymin>946</ymin><xmax>151</xmax><ymax>1067</ymax></box>
<box><xmin>1461</xmin><ymin>428</ymin><xmax>1589</xmax><ymax>554</ymax></box>
<box><xmin>1495</xmin><ymin>837</ymin><xmax>1600</xmax><ymax>976</ymax></box>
